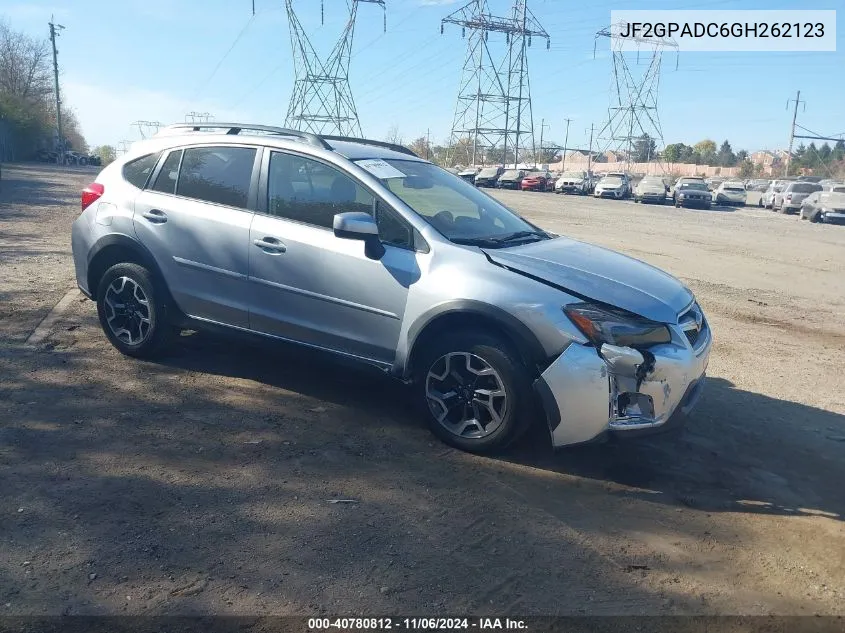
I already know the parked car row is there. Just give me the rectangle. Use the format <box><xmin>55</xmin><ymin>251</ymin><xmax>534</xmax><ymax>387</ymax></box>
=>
<box><xmin>35</xmin><ymin>149</ymin><xmax>102</xmax><ymax>166</ymax></box>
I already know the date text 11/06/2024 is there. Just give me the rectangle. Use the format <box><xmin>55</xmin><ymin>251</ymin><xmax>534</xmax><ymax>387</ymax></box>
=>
<box><xmin>307</xmin><ymin>618</ymin><xmax>528</xmax><ymax>630</ymax></box>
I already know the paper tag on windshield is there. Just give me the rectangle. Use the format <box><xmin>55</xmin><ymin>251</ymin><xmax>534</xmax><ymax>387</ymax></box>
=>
<box><xmin>355</xmin><ymin>159</ymin><xmax>406</xmax><ymax>180</ymax></box>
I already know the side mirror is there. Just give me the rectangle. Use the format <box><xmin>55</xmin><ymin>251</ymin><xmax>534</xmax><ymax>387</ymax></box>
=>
<box><xmin>333</xmin><ymin>211</ymin><xmax>384</xmax><ymax>259</ymax></box>
<box><xmin>333</xmin><ymin>212</ymin><xmax>378</xmax><ymax>240</ymax></box>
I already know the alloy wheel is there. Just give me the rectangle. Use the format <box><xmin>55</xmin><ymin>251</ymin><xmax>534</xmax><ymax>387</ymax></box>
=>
<box><xmin>425</xmin><ymin>352</ymin><xmax>508</xmax><ymax>439</ymax></box>
<box><xmin>103</xmin><ymin>276</ymin><xmax>152</xmax><ymax>345</ymax></box>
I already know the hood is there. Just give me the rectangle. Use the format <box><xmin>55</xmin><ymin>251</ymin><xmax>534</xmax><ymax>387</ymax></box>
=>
<box><xmin>484</xmin><ymin>237</ymin><xmax>693</xmax><ymax>324</ymax></box>
<box><xmin>596</xmin><ymin>181</ymin><xmax>623</xmax><ymax>190</ymax></box>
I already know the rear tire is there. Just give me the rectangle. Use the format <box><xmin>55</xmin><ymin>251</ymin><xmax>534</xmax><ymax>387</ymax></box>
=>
<box><xmin>96</xmin><ymin>262</ymin><xmax>172</xmax><ymax>359</ymax></box>
<box><xmin>415</xmin><ymin>330</ymin><xmax>534</xmax><ymax>454</ymax></box>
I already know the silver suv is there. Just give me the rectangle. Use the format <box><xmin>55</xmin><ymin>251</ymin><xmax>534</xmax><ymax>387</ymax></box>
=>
<box><xmin>72</xmin><ymin>123</ymin><xmax>712</xmax><ymax>454</ymax></box>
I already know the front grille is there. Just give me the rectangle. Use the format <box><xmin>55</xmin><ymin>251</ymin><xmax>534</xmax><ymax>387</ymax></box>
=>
<box><xmin>679</xmin><ymin>302</ymin><xmax>708</xmax><ymax>351</ymax></box>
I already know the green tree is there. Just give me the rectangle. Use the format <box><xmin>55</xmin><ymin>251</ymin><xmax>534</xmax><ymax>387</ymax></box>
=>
<box><xmin>735</xmin><ymin>149</ymin><xmax>748</xmax><ymax>163</ymax></box>
<box><xmin>92</xmin><ymin>145</ymin><xmax>116</xmax><ymax>165</ymax></box>
<box><xmin>631</xmin><ymin>134</ymin><xmax>657</xmax><ymax>162</ymax></box>
<box><xmin>717</xmin><ymin>140</ymin><xmax>735</xmax><ymax>167</ymax></box>
<box><xmin>737</xmin><ymin>159</ymin><xmax>755</xmax><ymax>178</ymax></box>
<box><xmin>833</xmin><ymin>140</ymin><xmax>845</xmax><ymax>162</ymax></box>
<box><xmin>407</xmin><ymin>136</ymin><xmax>429</xmax><ymax>159</ymax></box>
<box><xmin>662</xmin><ymin>143</ymin><xmax>686</xmax><ymax>163</ymax></box>
<box><xmin>693</xmin><ymin>139</ymin><xmax>717</xmax><ymax>165</ymax></box>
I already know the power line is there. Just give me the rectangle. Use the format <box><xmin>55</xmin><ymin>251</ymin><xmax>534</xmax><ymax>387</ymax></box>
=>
<box><xmin>192</xmin><ymin>15</ymin><xmax>256</xmax><ymax>101</ymax></box>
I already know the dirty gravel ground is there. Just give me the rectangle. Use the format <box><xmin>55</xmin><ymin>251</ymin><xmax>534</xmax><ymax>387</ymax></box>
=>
<box><xmin>1</xmin><ymin>164</ymin><xmax>844</xmax><ymax>616</ymax></box>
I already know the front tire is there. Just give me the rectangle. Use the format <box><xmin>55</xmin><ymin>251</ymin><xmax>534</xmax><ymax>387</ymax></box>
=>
<box><xmin>96</xmin><ymin>262</ymin><xmax>172</xmax><ymax>359</ymax></box>
<box><xmin>416</xmin><ymin>330</ymin><xmax>534</xmax><ymax>454</ymax></box>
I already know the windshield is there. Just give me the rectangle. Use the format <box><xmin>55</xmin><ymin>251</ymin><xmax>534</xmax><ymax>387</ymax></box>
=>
<box><xmin>373</xmin><ymin>160</ymin><xmax>543</xmax><ymax>246</ymax></box>
<box><xmin>562</xmin><ymin>171</ymin><xmax>584</xmax><ymax>178</ymax></box>
<box><xmin>501</xmin><ymin>170</ymin><xmax>521</xmax><ymax>179</ymax></box>
<box><xmin>525</xmin><ymin>172</ymin><xmax>546</xmax><ymax>178</ymax></box>
<box><xmin>680</xmin><ymin>182</ymin><xmax>709</xmax><ymax>191</ymax></box>
<box><xmin>477</xmin><ymin>168</ymin><xmax>499</xmax><ymax>177</ymax></box>
<box><xmin>640</xmin><ymin>178</ymin><xmax>664</xmax><ymax>186</ymax></box>
<box><xmin>724</xmin><ymin>185</ymin><xmax>745</xmax><ymax>192</ymax></box>
<box><xmin>600</xmin><ymin>177</ymin><xmax>623</xmax><ymax>185</ymax></box>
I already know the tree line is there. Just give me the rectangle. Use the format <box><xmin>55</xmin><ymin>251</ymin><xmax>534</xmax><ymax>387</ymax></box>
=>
<box><xmin>0</xmin><ymin>19</ymin><xmax>93</xmax><ymax>161</ymax></box>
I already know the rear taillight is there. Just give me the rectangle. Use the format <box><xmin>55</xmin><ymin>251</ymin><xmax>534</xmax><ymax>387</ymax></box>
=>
<box><xmin>81</xmin><ymin>183</ymin><xmax>104</xmax><ymax>211</ymax></box>
<box><xmin>786</xmin><ymin>193</ymin><xmax>793</xmax><ymax>201</ymax></box>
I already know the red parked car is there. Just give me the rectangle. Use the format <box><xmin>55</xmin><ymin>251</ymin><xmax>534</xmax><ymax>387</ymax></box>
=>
<box><xmin>520</xmin><ymin>171</ymin><xmax>554</xmax><ymax>192</ymax></box>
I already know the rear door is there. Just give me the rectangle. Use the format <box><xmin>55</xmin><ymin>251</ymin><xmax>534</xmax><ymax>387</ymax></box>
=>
<box><xmin>133</xmin><ymin>144</ymin><xmax>259</xmax><ymax>328</ymax></box>
<box><xmin>247</xmin><ymin>150</ymin><xmax>420</xmax><ymax>364</ymax></box>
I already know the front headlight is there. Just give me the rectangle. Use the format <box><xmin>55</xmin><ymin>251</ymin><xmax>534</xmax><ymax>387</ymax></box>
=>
<box><xmin>564</xmin><ymin>303</ymin><xmax>671</xmax><ymax>348</ymax></box>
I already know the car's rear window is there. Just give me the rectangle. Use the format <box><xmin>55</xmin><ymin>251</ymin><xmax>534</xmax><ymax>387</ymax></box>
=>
<box><xmin>122</xmin><ymin>152</ymin><xmax>162</xmax><ymax>189</ymax></box>
<box><xmin>791</xmin><ymin>183</ymin><xmax>822</xmax><ymax>193</ymax></box>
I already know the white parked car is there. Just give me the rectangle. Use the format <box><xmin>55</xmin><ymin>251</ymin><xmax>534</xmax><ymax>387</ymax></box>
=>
<box><xmin>633</xmin><ymin>176</ymin><xmax>668</xmax><ymax>204</ymax></box>
<box><xmin>712</xmin><ymin>181</ymin><xmax>747</xmax><ymax>206</ymax></box>
<box><xmin>555</xmin><ymin>170</ymin><xmax>590</xmax><ymax>195</ymax></box>
<box><xmin>594</xmin><ymin>176</ymin><xmax>627</xmax><ymax>199</ymax></box>
<box><xmin>759</xmin><ymin>180</ymin><xmax>789</xmax><ymax>209</ymax></box>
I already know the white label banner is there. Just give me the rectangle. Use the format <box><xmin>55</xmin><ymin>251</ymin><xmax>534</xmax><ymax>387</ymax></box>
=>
<box><xmin>609</xmin><ymin>10</ymin><xmax>836</xmax><ymax>51</ymax></box>
<box><xmin>354</xmin><ymin>159</ymin><xmax>407</xmax><ymax>180</ymax></box>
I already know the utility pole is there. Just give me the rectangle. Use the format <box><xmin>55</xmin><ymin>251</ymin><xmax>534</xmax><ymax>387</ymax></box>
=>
<box><xmin>586</xmin><ymin>122</ymin><xmax>594</xmax><ymax>173</ymax></box>
<box><xmin>426</xmin><ymin>128</ymin><xmax>431</xmax><ymax>160</ymax></box>
<box><xmin>784</xmin><ymin>90</ymin><xmax>804</xmax><ymax>177</ymax></box>
<box><xmin>560</xmin><ymin>117</ymin><xmax>571</xmax><ymax>173</ymax></box>
<box><xmin>538</xmin><ymin>118</ymin><xmax>549</xmax><ymax>166</ymax></box>
<box><xmin>48</xmin><ymin>17</ymin><xmax>65</xmax><ymax>159</ymax></box>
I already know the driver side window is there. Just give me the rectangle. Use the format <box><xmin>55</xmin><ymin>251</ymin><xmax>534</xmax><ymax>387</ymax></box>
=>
<box><xmin>267</xmin><ymin>151</ymin><xmax>417</xmax><ymax>249</ymax></box>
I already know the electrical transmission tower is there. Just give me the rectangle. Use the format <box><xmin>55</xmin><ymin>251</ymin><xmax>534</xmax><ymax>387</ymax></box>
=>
<box><xmin>284</xmin><ymin>0</ymin><xmax>386</xmax><ymax>137</ymax></box>
<box><xmin>185</xmin><ymin>111</ymin><xmax>214</xmax><ymax>123</ymax></box>
<box><xmin>593</xmin><ymin>23</ymin><xmax>677</xmax><ymax>171</ymax></box>
<box><xmin>442</xmin><ymin>0</ymin><xmax>549</xmax><ymax>167</ymax></box>
<box><xmin>132</xmin><ymin>120</ymin><xmax>163</xmax><ymax>139</ymax></box>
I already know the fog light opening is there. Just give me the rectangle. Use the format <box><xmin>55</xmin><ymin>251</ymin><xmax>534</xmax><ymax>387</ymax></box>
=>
<box><xmin>616</xmin><ymin>392</ymin><xmax>655</xmax><ymax>419</ymax></box>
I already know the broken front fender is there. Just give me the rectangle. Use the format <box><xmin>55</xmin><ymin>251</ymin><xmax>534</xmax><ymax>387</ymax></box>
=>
<box><xmin>534</xmin><ymin>323</ymin><xmax>712</xmax><ymax>447</ymax></box>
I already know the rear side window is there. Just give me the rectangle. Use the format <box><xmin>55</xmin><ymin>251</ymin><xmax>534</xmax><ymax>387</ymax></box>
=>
<box><xmin>150</xmin><ymin>150</ymin><xmax>182</xmax><ymax>194</ymax></box>
<box><xmin>176</xmin><ymin>146</ymin><xmax>257</xmax><ymax>209</ymax></box>
<box><xmin>791</xmin><ymin>183</ymin><xmax>821</xmax><ymax>193</ymax></box>
<box><xmin>122</xmin><ymin>152</ymin><xmax>162</xmax><ymax>189</ymax></box>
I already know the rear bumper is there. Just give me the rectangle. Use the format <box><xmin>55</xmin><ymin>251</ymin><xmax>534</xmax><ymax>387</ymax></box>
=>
<box><xmin>534</xmin><ymin>320</ymin><xmax>712</xmax><ymax>448</ymax></box>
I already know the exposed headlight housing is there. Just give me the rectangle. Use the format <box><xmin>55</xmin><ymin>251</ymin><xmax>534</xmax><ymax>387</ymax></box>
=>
<box><xmin>564</xmin><ymin>303</ymin><xmax>671</xmax><ymax>348</ymax></box>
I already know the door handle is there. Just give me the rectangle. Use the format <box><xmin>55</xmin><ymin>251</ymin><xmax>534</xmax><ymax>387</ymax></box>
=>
<box><xmin>141</xmin><ymin>209</ymin><xmax>167</xmax><ymax>224</ymax></box>
<box><xmin>253</xmin><ymin>237</ymin><xmax>286</xmax><ymax>254</ymax></box>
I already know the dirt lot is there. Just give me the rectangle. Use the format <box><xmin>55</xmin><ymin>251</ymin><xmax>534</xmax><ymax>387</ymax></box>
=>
<box><xmin>1</xmin><ymin>164</ymin><xmax>844</xmax><ymax>616</ymax></box>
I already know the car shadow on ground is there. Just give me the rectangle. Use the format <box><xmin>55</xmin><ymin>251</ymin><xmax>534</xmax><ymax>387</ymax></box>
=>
<box><xmin>159</xmin><ymin>332</ymin><xmax>845</xmax><ymax>523</ymax></box>
<box><xmin>502</xmin><ymin>375</ymin><xmax>845</xmax><ymax>521</ymax></box>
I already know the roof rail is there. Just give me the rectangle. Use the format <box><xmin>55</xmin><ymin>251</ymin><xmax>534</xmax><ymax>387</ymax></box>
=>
<box><xmin>155</xmin><ymin>123</ymin><xmax>331</xmax><ymax>150</ymax></box>
<box><xmin>322</xmin><ymin>135</ymin><xmax>419</xmax><ymax>158</ymax></box>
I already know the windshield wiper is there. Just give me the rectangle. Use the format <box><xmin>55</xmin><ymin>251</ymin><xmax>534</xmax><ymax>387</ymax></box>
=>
<box><xmin>451</xmin><ymin>230</ymin><xmax>549</xmax><ymax>248</ymax></box>
<box><xmin>488</xmin><ymin>230</ymin><xmax>550</xmax><ymax>244</ymax></box>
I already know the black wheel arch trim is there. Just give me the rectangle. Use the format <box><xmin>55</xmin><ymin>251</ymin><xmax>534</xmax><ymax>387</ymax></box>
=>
<box><xmin>86</xmin><ymin>234</ymin><xmax>186</xmax><ymax>323</ymax></box>
<box><xmin>399</xmin><ymin>299</ymin><xmax>551</xmax><ymax>380</ymax></box>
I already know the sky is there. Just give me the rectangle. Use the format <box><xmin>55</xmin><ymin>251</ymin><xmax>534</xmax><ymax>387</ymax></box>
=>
<box><xmin>3</xmin><ymin>0</ymin><xmax>843</xmax><ymax>153</ymax></box>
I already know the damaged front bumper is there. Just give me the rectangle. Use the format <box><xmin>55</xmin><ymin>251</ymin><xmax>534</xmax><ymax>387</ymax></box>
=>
<box><xmin>534</xmin><ymin>311</ymin><xmax>712</xmax><ymax>447</ymax></box>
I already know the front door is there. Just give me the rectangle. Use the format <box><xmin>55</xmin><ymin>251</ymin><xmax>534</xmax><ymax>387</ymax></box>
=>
<box><xmin>248</xmin><ymin>150</ymin><xmax>420</xmax><ymax>364</ymax></box>
<box><xmin>133</xmin><ymin>145</ymin><xmax>258</xmax><ymax>328</ymax></box>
